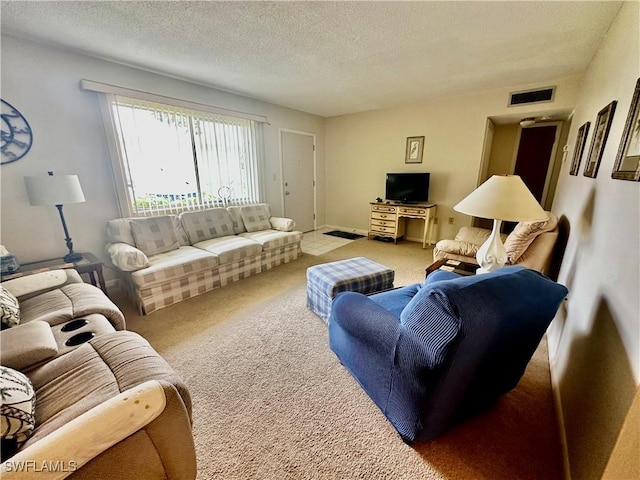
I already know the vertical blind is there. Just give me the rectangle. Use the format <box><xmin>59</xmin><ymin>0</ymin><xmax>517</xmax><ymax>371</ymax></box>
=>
<box><xmin>110</xmin><ymin>95</ymin><xmax>262</xmax><ymax>216</ymax></box>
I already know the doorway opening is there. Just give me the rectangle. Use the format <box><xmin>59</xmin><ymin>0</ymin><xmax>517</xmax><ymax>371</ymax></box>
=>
<box><xmin>475</xmin><ymin>117</ymin><xmax>571</xmax><ymax>231</ymax></box>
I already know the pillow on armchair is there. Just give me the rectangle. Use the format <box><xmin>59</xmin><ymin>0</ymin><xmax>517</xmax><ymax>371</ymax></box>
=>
<box><xmin>505</xmin><ymin>212</ymin><xmax>558</xmax><ymax>264</ymax></box>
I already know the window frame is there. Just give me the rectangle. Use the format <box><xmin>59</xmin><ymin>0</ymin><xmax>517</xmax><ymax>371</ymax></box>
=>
<box><xmin>85</xmin><ymin>80</ymin><xmax>267</xmax><ymax>217</ymax></box>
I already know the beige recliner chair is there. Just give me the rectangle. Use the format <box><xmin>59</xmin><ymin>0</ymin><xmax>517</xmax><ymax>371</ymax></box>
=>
<box><xmin>433</xmin><ymin>212</ymin><xmax>559</xmax><ymax>275</ymax></box>
<box><xmin>1</xmin><ymin>270</ymin><xmax>196</xmax><ymax>479</ymax></box>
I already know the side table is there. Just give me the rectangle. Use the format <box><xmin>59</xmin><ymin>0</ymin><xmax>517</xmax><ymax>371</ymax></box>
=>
<box><xmin>1</xmin><ymin>252</ymin><xmax>108</xmax><ymax>294</ymax></box>
<box><xmin>425</xmin><ymin>258</ymin><xmax>478</xmax><ymax>278</ymax></box>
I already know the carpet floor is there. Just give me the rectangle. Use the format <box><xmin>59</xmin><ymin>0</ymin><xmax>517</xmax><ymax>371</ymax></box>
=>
<box><xmin>117</xmin><ymin>239</ymin><xmax>564</xmax><ymax>479</ymax></box>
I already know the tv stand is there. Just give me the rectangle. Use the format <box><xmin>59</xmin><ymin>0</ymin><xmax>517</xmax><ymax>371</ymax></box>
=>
<box><xmin>368</xmin><ymin>202</ymin><xmax>437</xmax><ymax>249</ymax></box>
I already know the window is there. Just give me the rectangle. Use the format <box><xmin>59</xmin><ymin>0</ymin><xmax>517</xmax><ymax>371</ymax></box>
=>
<box><xmin>107</xmin><ymin>95</ymin><xmax>262</xmax><ymax>216</ymax></box>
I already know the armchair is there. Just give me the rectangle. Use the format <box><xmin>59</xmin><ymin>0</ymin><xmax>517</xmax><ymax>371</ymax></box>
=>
<box><xmin>1</xmin><ymin>331</ymin><xmax>196</xmax><ymax>479</ymax></box>
<box><xmin>1</xmin><ymin>271</ymin><xmax>196</xmax><ymax>478</ymax></box>
<box><xmin>433</xmin><ymin>212</ymin><xmax>559</xmax><ymax>274</ymax></box>
<box><xmin>329</xmin><ymin>266</ymin><xmax>568</xmax><ymax>442</ymax></box>
<box><xmin>1</xmin><ymin>269</ymin><xmax>125</xmax><ymax>331</ymax></box>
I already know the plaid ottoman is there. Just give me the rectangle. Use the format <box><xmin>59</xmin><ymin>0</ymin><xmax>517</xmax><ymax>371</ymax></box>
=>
<box><xmin>306</xmin><ymin>256</ymin><xmax>395</xmax><ymax>324</ymax></box>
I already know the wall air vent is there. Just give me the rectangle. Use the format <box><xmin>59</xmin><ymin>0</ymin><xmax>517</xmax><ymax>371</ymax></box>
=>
<box><xmin>508</xmin><ymin>86</ymin><xmax>556</xmax><ymax>107</ymax></box>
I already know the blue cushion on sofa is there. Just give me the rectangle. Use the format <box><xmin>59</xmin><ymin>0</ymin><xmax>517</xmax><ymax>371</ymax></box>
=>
<box><xmin>425</xmin><ymin>269</ymin><xmax>461</xmax><ymax>285</ymax></box>
<box><xmin>397</xmin><ymin>269</ymin><xmax>459</xmax><ymax>324</ymax></box>
<box><xmin>369</xmin><ymin>283</ymin><xmax>421</xmax><ymax>318</ymax></box>
<box><xmin>369</xmin><ymin>272</ymin><xmax>459</xmax><ymax>320</ymax></box>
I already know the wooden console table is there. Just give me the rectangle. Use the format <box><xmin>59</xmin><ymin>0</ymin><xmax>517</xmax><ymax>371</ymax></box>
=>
<box><xmin>425</xmin><ymin>258</ymin><xmax>478</xmax><ymax>277</ymax></box>
<box><xmin>368</xmin><ymin>202</ymin><xmax>437</xmax><ymax>249</ymax></box>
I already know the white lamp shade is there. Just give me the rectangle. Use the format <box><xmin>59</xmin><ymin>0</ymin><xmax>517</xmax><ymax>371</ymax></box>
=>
<box><xmin>24</xmin><ymin>174</ymin><xmax>85</xmax><ymax>206</ymax></box>
<box><xmin>454</xmin><ymin>175</ymin><xmax>547</xmax><ymax>222</ymax></box>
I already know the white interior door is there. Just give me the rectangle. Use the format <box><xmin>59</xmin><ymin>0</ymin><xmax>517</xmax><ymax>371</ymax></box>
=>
<box><xmin>281</xmin><ymin>130</ymin><xmax>315</xmax><ymax>232</ymax></box>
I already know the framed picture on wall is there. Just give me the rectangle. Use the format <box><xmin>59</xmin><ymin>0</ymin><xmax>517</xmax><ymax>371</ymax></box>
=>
<box><xmin>612</xmin><ymin>78</ymin><xmax>640</xmax><ymax>181</ymax></box>
<box><xmin>570</xmin><ymin>122</ymin><xmax>590</xmax><ymax>176</ymax></box>
<box><xmin>584</xmin><ymin>100</ymin><xmax>617</xmax><ymax>178</ymax></box>
<box><xmin>405</xmin><ymin>136</ymin><xmax>424</xmax><ymax>164</ymax></box>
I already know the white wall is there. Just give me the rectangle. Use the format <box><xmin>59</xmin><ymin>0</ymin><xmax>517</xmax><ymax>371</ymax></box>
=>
<box><xmin>324</xmin><ymin>76</ymin><xmax>581</xmax><ymax>241</ymax></box>
<box><xmin>0</xmin><ymin>35</ymin><xmax>325</xmax><ymax>266</ymax></box>
<box><xmin>547</xmin><ymin>3</ymin><xmax>640</xmax><ymax>479</ymax></box>
<box><xmin>486</xmin><ymin>123</ymin><xmax>519</xmax><ymax>179</ymax></box>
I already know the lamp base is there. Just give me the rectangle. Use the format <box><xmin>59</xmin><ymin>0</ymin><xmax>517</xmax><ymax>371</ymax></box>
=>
<box><xmin>476</xmin><ymin>265</ymin><xmax>501</xmax><ymax>275</ymax></box>
<box><xmin>64</xmin><ymin>252</ymin><xmax>83</xmax><ymax>263</ymax></box>
<box><xmin>475</xmin><ymin>219</ymin><xmax>507</xmax><ymax>275</ymax></box>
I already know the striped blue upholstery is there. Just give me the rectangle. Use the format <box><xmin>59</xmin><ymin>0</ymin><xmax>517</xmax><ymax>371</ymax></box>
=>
<box><xmin>329</xmin><ymin>266</ymin><xmax>568</xmax><ymax>442</ymax></box>
<box><xmin>369</xmin><ymin>283</ymin><xmax>421</xmax><ymax>318</ymax></box>
<box><xmin>306</xmin><ymin>257</ymin><xmax>394</xmax><ymax>324</ymax></box>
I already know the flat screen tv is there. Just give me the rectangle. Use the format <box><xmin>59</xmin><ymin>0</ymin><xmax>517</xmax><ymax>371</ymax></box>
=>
<box><xmin>385</xmin><ymin>173</ymin><xmax>430</xmax><ymax>203</ymax></box>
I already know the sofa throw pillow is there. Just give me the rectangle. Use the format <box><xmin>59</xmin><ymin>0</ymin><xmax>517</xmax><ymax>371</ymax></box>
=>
<box><xmin>504</xmin><ymin>212</ymin><xmax>558</xmax><ymax>264</ymax></box>
<box><xmin>130</xmin><ymin>216</ymin><xmax>180</xmax><ymax>257</ymax></box>
<box><xmin>240</xmin><ymin>204</ymin><xmax>272</xmax><ymax>232</ymax></box>
<box><xmin>269</xmin><ymin>217</ymin><xmax>296</xmax><ymax>232</ymax></box>
<box><xmin>0</xmin><ymin>286</ymin><xmax>20</xmax><ymax>329</ymax></box>
<box><xmin>0</xmin><ymin>367</ymin><xmax>36</xmax><ymax>461</ymax></box>
<box><xmin>106</xmin><ymin>242</ymin><xmax>150</xmax><ymax>272</ymax></box>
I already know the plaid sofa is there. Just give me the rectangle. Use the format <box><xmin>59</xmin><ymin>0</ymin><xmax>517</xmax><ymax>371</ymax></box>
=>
<box><xmin>105</xmin><ymin>204</ymin><xmax>302</xmax><ymax>314</ymax></box>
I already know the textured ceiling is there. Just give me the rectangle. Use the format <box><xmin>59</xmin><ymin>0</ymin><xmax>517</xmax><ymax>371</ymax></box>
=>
<box><xmin>0</xmin><ymin>1</ymin><xmax>623</xmax><ymax>117</ymax></box>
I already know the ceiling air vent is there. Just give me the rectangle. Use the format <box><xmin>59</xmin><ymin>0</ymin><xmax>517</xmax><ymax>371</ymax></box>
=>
<box><xmin>508</xmin><ymin>86</ymin><xmax>556</xmax><ymax>107</ymax></box>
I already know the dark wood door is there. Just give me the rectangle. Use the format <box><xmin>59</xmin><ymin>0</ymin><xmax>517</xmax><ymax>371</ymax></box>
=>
<box><xmin>514</xmin><ymin>125</ymin><xmax>557</xmax><ymax>202</ymax></box>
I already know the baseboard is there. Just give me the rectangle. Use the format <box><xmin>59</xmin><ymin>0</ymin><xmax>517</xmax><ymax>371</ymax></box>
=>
<box><xmin>548</xmin><ymin>336</ymin><xmax>572</xmax><ymax>480</ymax></box>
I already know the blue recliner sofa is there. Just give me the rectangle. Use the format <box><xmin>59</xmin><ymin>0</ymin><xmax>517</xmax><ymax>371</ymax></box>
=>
<box><xmin>328</xmin><ymin>266</ymin><xmax>568</xmax><ymax>443</ymax></box>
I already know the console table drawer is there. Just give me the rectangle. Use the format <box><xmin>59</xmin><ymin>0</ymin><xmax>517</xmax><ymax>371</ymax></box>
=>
<box><xmin>372</xmin><ymin>212</ymin><xmax>394</xmax><ymax>221</ymax></box>
<box><xmin>370</xmin><ymin>224</ymin><xmax>396</xmax><ymax>234</ymax></box>
<box><xmin>399</xmin><ymin>207</ymin><xmax>428</xmax><ymax>216</ymax></box>
<box><xmin>372</xmin><ymin>205</ymin><xmax>397</xmax><ymax>214</ymax></box>
<box><xmin>371</xmin><ymin>218</ymin><xmax>395</xmax><ymax>228</ymax></box>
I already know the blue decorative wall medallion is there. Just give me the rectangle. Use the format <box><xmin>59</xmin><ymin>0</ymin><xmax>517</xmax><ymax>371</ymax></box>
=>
<box><xmin>1</xmin><ymin>99</ymin><xmax>33</xmax><ymax>165</ymax></box>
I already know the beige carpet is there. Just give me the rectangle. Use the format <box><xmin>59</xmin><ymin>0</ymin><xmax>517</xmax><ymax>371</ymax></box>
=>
<box><xmin>116</xmin><ymin>239</ymin><xmax>564</xmax><ymax>479</ymax></box>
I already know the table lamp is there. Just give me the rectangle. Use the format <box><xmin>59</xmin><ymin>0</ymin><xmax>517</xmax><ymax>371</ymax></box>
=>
<box><xmin>453</xmin><ymin>175</ymin><xmax>547</xmax><ymax>274</ymax></box>
<box><xmin>24</xmin><ymin>171</ymin><xmax>85</xmax><ymax>262</ymax></box>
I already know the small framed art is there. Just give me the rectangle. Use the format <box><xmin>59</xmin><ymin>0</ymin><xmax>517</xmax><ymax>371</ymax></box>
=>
<box><xmin>570</xmin><ymin>122</ymin><xmax>590</xmax><ymax>176</ymax></box>
<box><xmin>584</xmin><ymin>100</ymin><xmax>617</xmax><ymax>178</ymax></box>
<box><xmin>405</xmin><ymin>136</ymin><xmax>424</xmax><ymax>164</ymax></box>
<box><xmin>612</xmin><ymin>78</ymin><xmax>640</xmax><ymax>181</ymax></box>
